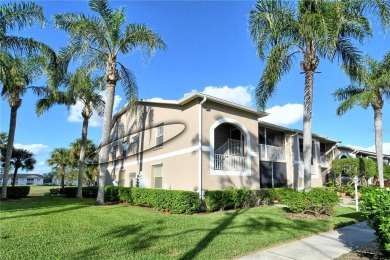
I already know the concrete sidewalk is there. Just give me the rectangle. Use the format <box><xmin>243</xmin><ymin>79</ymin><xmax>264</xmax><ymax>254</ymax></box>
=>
<box><xmin>239</xmin><ymin>221</ymin><xmax>375</xmax><ymax>260</ymax></box>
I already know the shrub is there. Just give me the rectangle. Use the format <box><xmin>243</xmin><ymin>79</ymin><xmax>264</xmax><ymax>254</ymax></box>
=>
<box><xmin>49</xmin><ymin>188</ymin><xmax>66</xmax><ymax>195</ymax></box>
<box><xmin>119</xmin><ymin>188</ymin><xmax>200</xmax><ymax>214</ymax></box>
<box><xmin>104</xmin><ymin>186</ymin><xmax>119</xmax><ymax>202</ymax></box>
<box><xmin>0</xmin><ymin>186</ymin><xmax>30</xmax><ymax>199</ymax></box>
<box><xmin>204</xmin><ymin>188</ymin><xmax>296</xmax><ymax>211</ymax></box>
<box><xmin>282</xmin><ymin>188</ymin><xmax>339</xmax><ymax>216</ymax></box>
<box><xmin>361</xmin><ymin>188</ymin><xmax>390</xmax><ymax>254</ymax></box>
<box><xmin>62</xmin><ymin>187</ymin><xmax>98</xmax><ymax>198</ymax></box>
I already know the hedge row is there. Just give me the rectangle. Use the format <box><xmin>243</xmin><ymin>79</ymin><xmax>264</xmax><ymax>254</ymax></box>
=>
<box><xmin>105</xmin><ymin>186</ymin><xmax>200</xmax><ymax>214</ymax></box>
<box><xmin>50</xmin><ymin>187</ymin><xmax>98</xmax><ymax>198</ymax></box>
<box><xmin>362</xmin><ymin>188</ymin><xmax>390</xmax><ymax>254</ymax></box>
<box><xmin>0</xmin><ymin>186</ymin><xmax>30</xmax><ymax>199</ymax></box>
<box><xmin>204</xmin><ymin>188</ymin><xmax>295</xmax><ymax>212</ymax></box>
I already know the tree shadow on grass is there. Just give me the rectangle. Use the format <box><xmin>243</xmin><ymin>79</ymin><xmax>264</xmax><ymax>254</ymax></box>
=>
<box><xmin>66</xmin><ymin>206</ymin><xmax>368</xmax><ymax>259</ymax></box>
<box><xmin>179</xmin><ymin>209</ymin><xmax>248</xmax><ymax>259</ymax></box>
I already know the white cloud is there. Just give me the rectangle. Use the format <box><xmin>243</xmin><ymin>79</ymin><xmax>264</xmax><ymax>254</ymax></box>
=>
<box><xmin>184</xmin><ymin>85</ymin><xmax>254</xmax><ymax>107</ymax></box>
<box><xmin>261</xmin><ymin>103</ymin><xmax>303</xmax><ymax>126</ymax></box>
<box><xmin>14</xmin><ymin>143</ymin><xmax>51</xmax><ymax>156</ymax></box>
<box><xmin>347</xmin><ymin>143</ymin><xmax>390</xmax><ymax>155</ymax></box>
<box><xmin>67</xmin><ymin>91</ymin><xmax>122</xmax><ymax>127</ymax></box>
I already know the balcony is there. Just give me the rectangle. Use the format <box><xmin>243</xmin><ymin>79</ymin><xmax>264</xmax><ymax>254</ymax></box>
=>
<box><xmin>259</xmin><ymin>144</ymin><xmax>285</xmax><ymax>161</ymax></box>
<box><xmin>214</xmin><ymin>139</ymin><xmax>246</xmax><ymax>171</ymax></box>
<box><xmin>214</xmin><ymin>154</ymin><xmax>246</xmax><ymax>171</ymax></box>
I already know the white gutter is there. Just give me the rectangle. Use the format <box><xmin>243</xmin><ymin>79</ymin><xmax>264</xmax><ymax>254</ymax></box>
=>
<box><xmin>198</xmin><ymin>97</ymin><xmax>207</xmax><ymax>198</ymax></box>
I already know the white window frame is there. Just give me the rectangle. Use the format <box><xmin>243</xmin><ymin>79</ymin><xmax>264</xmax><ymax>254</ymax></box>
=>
<box><xmin>152</xmin><ymin>164</ymin><xmax>163</xmax><ymax>188</ymax></box>
<box><xmin>155</xmin><ymin>125</ymin><xmax>164</xmax><ymax>147</ymax></box>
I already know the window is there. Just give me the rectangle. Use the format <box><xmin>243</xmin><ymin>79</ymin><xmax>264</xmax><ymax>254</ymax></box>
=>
<box><xmin>122</xmin><ymin>141</ymin><xmax>128</xmax><ymax>158</ymax></box>
<box><xmin>155</xmin><ymin>125</ymin><xmax>164</xmax><ymax>147</ymax></box>
<box><xmin>119</xmin><ymin>170</ymin><xmax>125</xmax><ymax>186</ymax></box>
<box><xmin>27</xmin><ymin>178</ymin><xmax>34</xmax><ymax>185</ymax></box>
<box><xmin>152</xmin><ymin>164</ymin><xmax>163</xmax><ymax>188</ymax></box>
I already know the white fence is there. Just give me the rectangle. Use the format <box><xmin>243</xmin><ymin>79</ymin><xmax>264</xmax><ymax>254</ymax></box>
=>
<box><xmin>214</xmin><ymin>154</ymin><xmax>246</xmax><ymax>171</ymax></box>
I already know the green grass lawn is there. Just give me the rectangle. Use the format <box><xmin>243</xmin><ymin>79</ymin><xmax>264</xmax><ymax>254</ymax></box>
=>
<box><xmin>28</xmin><ymin>185</ymin><xmax>61</xmax><ymax>196</ymax></box>
<box><xmin>0</xmin><ymin>196</ymin><xmax>364</xmax><ymax>259</ymax></box>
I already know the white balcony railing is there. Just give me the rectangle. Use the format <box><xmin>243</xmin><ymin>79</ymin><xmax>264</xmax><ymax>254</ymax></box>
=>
<box><xmin>215</xmin><ymin>139</ymin><xmax>243</xmax><ymax>156</ymax></box>
<box><xmin>259</xmin><ymin>144</ymin><xmax>285</xmax><ymax>161</ymax></box>
<box><xmin>214</xmin><ymin>154</ymin><xmax>246</xmax><ymax>171</ymax></box>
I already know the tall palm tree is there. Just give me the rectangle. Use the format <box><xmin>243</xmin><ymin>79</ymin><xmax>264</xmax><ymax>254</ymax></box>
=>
<box><xmin>333</xmin><ymin>52</ymin><xmax>390</xmax><ymax>188</ymax></box>
<box><xmin>0</xmin><ymin>52</ymin><xmax>44</xmax><ymax>198</ymax></box>
<box><xmin>47</xmin><ymin>148</ymin><xmax>73</xmax><ymax>189</ymax></box>
<box><xmin>54</xmin><ymin>0</ymin><xmax>167</xmax><ymax>204</ymax></box>
<box><xmin>36</xmin><ymin>68</ymin><xmax>104</xmax><ymax>198</ymax></box>
<box><xmin>249</xmin><ymin>0</ymin><xmax>389</xmax><ymax>191</ymax></box>
<box><xmin>8</xmin><ymin>149</ymin><xmax>36</xmax><ymax>187</ymax></box>
<box><xmin>0</xmin><ymin>1</ymin><xmax>56</xmax><ymax>199</ymax></box>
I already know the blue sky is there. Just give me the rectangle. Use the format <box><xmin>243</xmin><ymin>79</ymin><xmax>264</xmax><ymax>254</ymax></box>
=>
<box><xmin>1</xmin><ymin>0</ymin><xmax>389</xmax><ymax>174</ymax></box>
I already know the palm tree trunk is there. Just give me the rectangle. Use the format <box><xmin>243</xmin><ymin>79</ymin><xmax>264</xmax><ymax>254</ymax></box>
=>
<box><xmin>97</xmin><ymin>65</ymin><xmax>118</xmax><ymax>204</ymax></box>
<box><xmin>61</xmin><ymin>165</ymin><xmax>65</xmax><ymax>189</ymax></box>
<box><xmin>12</xmin><ymin>166</ymin><xmax>19</xmax><ymax>187</ymax></box>
<box><xmin>374</xmin><ymin>108</ymin><xmax>384</xmax><ymax>188</ymax></box>
<box><xmin>1</xmin><ymin>105</ymin><xmax>19</xmax><ymax>199</ymax></box>
<box><xmin>77</xmin><ymin>117</ymin><xmax>89</xmax><ymax>198</ymax></box>
<box><xmin>303</xmin><ymin>71</ymin><xmax>314</xmax><ymax>191</ymax></box>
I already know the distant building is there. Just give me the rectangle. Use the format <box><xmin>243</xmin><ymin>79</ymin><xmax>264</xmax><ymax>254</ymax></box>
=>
<box><xmin>0</xmin><ymin>173</ymin><xmax>44</xmax><ymax>186</ymax></box>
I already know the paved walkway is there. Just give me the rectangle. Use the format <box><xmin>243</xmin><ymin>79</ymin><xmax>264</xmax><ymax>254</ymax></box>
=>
<box><xmin>239</xmin><ymin>221</ymin><xmax>375</xmax><ymax>260</ymax></box>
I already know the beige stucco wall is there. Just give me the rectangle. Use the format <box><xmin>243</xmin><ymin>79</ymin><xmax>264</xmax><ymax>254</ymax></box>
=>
<box><xmin>108</xmin><ymin>100</ymin><xmax>201</xmax><ymax>191</ymax></box>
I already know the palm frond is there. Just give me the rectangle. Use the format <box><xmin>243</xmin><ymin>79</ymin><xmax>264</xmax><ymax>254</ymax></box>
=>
<box><xmin>0</xmin><ymin>2</ymin><xmax>45</xmax><ymax>33</ymax></box>
<box><xmin>117</xmin><ymin>62</ymin><xmax>138</xmax><ymax>109</ymax></box>
<box><xmin>249</xmin><ymin>0</ymin><xmax>296</xmax><ymax>59</ymax></box>
<box><xmin>256</xmin><ymin>44</ymin><xmax>295</xmax><ymax>110</ymax></box>
<box><xmin>117</xmin><ymin>23</ymin><xmax>167</xmax><ymax>61</ymax></box>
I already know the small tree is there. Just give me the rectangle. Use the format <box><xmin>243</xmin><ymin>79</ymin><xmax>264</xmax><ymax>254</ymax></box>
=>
<box><xmin>332</xmin><ymin>158</ymin><xmax>377</xmax><ymax>185</ymax></box>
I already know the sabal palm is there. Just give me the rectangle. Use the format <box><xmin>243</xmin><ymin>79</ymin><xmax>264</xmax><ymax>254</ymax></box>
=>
<box><xmin>0</xmin><ymin>52</ymin><xmax>44</xmax><ymax>198</ymax></box>
<box><xmin>36</xmin><ymin>68</ymin><xmax>104</xmax><ymax>198</ymax></box>
<box><xmin>9</xmin><ymin>149</ymin><xmax>36</xmax><ymax>187</ymax></box>
<box><xmin>333</xmin><ymin>52</ymin><xmax>390</xmax><ymax>188</ymax></box>
<box><xmin>249</xmin><ymin>0</ymin><xmax>389</xmax><ymax>191</ymax></box>
<box><xmin>47</xmin><ymin>148</ymin><xmax>73</xmax><ymax>189</ymax></box>
<box><xmin>54</xmin><ymin>0</ymin><xmax>166</xmax><ymax>203</ymax></box>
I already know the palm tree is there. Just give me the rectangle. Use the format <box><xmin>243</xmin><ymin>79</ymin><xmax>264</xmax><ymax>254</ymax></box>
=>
<box><xmin>249</xmin><ymin>0</ymin><xmax>390</xmax><ymax>191</ymax></box>
<box><xmin>69</xmin><ymin>138</ymin><xmax>98</xmax><ymax>195</ymax></box>
<box><xmin>0</xmin><ymin>1</ymin><xmax>56</xmax><ymax>199</ymax></box>
<box><xmin>0</xmin><ymin>52</ymin><xmax>45</xmax><ymax>198</ymax></box>
<box><xmin>36</xmin><ymin>68</ymin><xmax>104</xmax><ymax>198</ymax></box>
<box><xmin>54</xmin><ymin>0</ymin><xmax>167</xmax><ymax>204</ymax></box>
<box><xmin>9</xmin><ymin>149</ymin><xmax>36</xmax><ymax>187</ymax></box>
<box><xmin>333</xmin><ymin>52</ymin><xmax>390</xmax><ymax>188</ymax></box>
<box><xmin>47</xmin><ymin>148</ymin><xmax>73</xmax><ymax>189</ymax></box>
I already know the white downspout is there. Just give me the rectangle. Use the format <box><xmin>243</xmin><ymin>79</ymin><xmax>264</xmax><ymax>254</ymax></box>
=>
<box><xmin>198</xmin><ymin>97</ymin><xmax>207</xmax><ymax>198</ymax></box>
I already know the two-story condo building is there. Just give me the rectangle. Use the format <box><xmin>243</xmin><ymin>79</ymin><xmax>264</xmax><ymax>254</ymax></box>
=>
<box><xmin>104</xmin><ymin>92</ymin><xmax>389</xmax><ymax>193</ymax></box>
